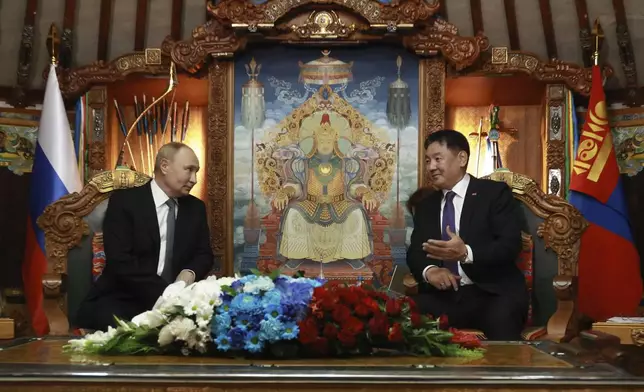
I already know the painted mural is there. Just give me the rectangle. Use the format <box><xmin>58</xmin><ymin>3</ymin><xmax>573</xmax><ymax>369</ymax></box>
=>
<box><xmin>0</xmin><ymin>111</ymin><xmax>38</xmax><ymax>175</ymax></box>
<box><xmin>232</xmin><ymin>46</ymin><xmax>419</xmax><ymax>285</ymax></box>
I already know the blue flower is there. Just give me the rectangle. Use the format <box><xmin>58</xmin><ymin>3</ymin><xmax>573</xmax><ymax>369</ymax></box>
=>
<box><xmin>231</xmin><ymin>293</ymin><xmax>261</xmax><ymax>315</ymax></box>
<box><xmin>244</xmin><ymin>331</ymin><xmax>264</xmax><ymax>353</ymax></box>
<box><xmin>239</xmin><ymin>275</ymin><xmax>258</xmax><ymax>284</ymax></box>
<box><xmin>211</xmin><ymin>313</ymin><xmax>232</xmax><ymax>336</ymax></box>
<box><xmin>228</xmin><ymin>327</ymin><xmax>247</xmax><ymax>350</ymax></box>
<box><xmin>260</xmin><ymin>318</ymin><xmax>284</xmax><ymax>343</ymax></box>
<box><xmin>235</xmin><ymin>313</ymin><xmax>253</xmax><ymax>331</ymax></box>
<box><xmin>261</xmin><ymin>289</ymin><xmax>282</xmax><ymax>306</ymax></box>
<box><xmin>264</xmin><ymin>304</ymin><xmax>282</xmax><ymax>320</ymax></box>
<box><xmin>215</xmin><ymin>334</ymin><xmax>231</xmax><ymax>351</ymax></box>
<box><xmin>281</xmin><ymin>322</ymin><xmax>299</xmax><ymax>340</ymax></box>
<box><xmin>231</xmin><ymin>280</ymin><xmax>244</xmax><ymax>292</ymax></box>
<box><xmin>216</xmin><ymin>301</ymin><xmax>231</xmax><ymax>314</ymax></box>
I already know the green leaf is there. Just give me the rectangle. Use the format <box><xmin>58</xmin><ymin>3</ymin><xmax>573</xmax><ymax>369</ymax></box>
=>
<box><xmin>250</xmin><ymin>268</ymin><xmax>262</xmax><ymax>276</ymax></box>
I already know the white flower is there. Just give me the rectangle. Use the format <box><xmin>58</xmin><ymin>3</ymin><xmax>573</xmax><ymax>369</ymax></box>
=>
<box><xmin>67</xmin><ymin>326</ymin><xmax>119</xmax><ymax>352</ymax></box>
<box><xmin>157</xmin><ymin>316</ymin><xmax>198</xmax><ymax>347</ymax></box>
<box><xmin>242</xmin><ymin>276</ymin><xmax>274</xmax><ymax>294</ymax></box>
<box><xmin>131</xmin><ymin>309</ymin><xmax>167</xmax><ymax>329</ymax></box>
<box><xmin>153</xmin><ymin>281</ymin><xmax>188</xmax><ymax>313</ymax></box>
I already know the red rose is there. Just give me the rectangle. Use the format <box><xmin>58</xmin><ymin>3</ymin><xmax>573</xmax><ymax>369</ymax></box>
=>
<box><xmin>361</xmin><ymin>297</ymin><xmax>379</xmax><ymax>312</ymax></box>
<box><xmin>342</xmin><ymin>316</ymin><xmax>364</xmax><ymax>336</ymax></box>
<box><xmin>298</xmin><ymin>316</ymin><xmax>319</xmax><ymax>345</ymax></box>
<box><xmin>385</xmin><ymin>298</ymin><xmax>402</xmax><ymax>316</ymax></box>
<box><xmin>332</xmin><ymin>305</ymin><xmax>351</xmax><ymax>323</ymax></box>
<box><xmin>323</xmin><ymin>323</ymin><xmax>339</xmax><ymax>340</ymax></box>
<box><xmin>388</xmin><ymin>322</ymin><xmax>404</xmax><ymax>343</ymax></box>
<box><xmin>338</xmin><ymin>329</ymin><xmax>357</xmax><ymax>347</ymax></box>
<box><xmin>405</xmin><ymin>297</ymin><xmax>418</xmax><ymax>312</ymax></box>
<box><xmin>438</xmin><ymin>314</ymin><xmax>449</xmax><ymax>330</ymax></box>
<box><xmin>367</xmin><ymin>313</ymin><xmax>389</xmax><ymax>337</ymax></box>
<box><xmin>339</xmin><ymin>288</ymin><xmax>360</xmax><ymax>305</ymax></box>
<box><xmin>449</xmin><ymin>328</ymin><xmax>482</xmax><ymax>348</ymax></box>
<box><xmin>354</xmin><ymin>303</ymin><xmax>371</xmax><ymax>317</ymax></box>
<box><xmin>410</xmin><ymin>312</ymin><xmax>422</xmax><ymax>328</ymax></box>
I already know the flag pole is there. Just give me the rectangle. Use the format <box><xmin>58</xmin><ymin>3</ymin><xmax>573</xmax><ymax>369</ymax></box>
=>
<box><xmin>592</xmin><ymin>19</ymin><xmax>603</xmax><ymax>66</ymax></box>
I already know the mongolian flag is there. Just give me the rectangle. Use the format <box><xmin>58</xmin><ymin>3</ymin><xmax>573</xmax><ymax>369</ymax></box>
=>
<box><xmin>569</xmin><ymin>65</ymin><xmax>642</xmax><ymax>321</ymax></box>
<box><xmin>22</xmin><ymin>64</ymin><xmax>82</xmax><ymax>335</ymax></box>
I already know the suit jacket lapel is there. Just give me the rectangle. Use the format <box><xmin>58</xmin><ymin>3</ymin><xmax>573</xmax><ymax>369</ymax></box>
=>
<box><xmin>174</xmin><ymin>198</ymin><xmax>189</xmax><ymax>262</ymax></box>
<box><xmin>142</xmin><ymin>182</ymin><xmax>161</xmax><ymax>254</ymax></box>
<box><xmin>459</xmin><ymin>177</ymin><xmax>479</xmax><ymax>240</ymax></box>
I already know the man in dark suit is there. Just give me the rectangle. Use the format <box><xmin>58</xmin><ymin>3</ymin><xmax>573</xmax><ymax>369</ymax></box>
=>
<box><xmin>77</xmin><ymin>142</ymin><xmax>214</xmax><ymax>331</ymax></box>
<box><xmin>407</xmin><ymin>130</ymin><xmax>527</xmax><ymax>340</ymax></box>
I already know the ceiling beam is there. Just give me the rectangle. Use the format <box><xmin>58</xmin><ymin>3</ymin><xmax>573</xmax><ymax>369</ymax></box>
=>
<box><xmin>97</xmin><ymin>0</ymin><xmax>113</xmax><ymax>61</ymax></box>
<box><xmin>135</xmin><ymin>0</ymin><xmax>149</xmax><ymax>51</ymax></box>
<box><xmin>171</xmin><ymin>0</ymin><xmax>184</xmax><ymax>40</ymax></box>
<box><xmin>612</xmin><ymin>0</ymin><xmax>639</xmax><ymax>101</ymax></box>
<box><xmin>470</xmin><ymin>0</ymin><xmax>484</xmax><ymax>34</ymax></box>
<box><xmin>573</xmin><ymin>0</ymin><xmax>593</xmax><ymax>67</ymax></box>
<box><xmin>538</xmin><ymin>0</ymin><xmax>558</xmax><ymax>60</ymax></box>
<box><xmin>503</xmin><ymin>0</ymin><xmax>520</xmax><ymax>50</ymax></box>
<box><xmin>60</xmin><ymin>0</ymin><xmax>77</xmax><ymax>69</ymax></box>
<box><xmin>10</xmin><ymin>0</ymin><xmax>39</xmax><ymax>107</ymax></box>
<box><xmin>206</xmin><ymin>0</ymin><xmax>212</xmax><ymax>21</ymax></box>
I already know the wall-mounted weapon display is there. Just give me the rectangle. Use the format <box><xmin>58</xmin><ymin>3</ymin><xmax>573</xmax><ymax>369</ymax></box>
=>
<box><xmin>113</xmin><ymin>62</ymin><xmax>193</xmax><ymax>175</ymax></box>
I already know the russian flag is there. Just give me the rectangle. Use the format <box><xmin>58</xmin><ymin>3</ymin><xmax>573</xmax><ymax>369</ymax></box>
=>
<box><xmin>569</xmin><ymin>65</ymin><xmax>643</xmax><ymax>321</ymax></box>
<box><xmin>22</xmin><ymin>65</ymin><xmax>82</xmax><ymax>336</ymax></box>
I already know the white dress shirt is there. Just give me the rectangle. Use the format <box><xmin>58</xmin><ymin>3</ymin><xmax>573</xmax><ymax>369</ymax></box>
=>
<box><xmin>422</xmin><ymin>174</ymin><xmax>475</xmax><ymax>286</ymax></box>
<box><xmin>150</xmin><ymin>179</ymin><xmax>178</xmax><ymax>277</ymax></box>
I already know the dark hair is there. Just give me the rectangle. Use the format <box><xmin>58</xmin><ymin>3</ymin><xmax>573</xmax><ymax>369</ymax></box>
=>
<box><xmin>423</xmin><ymin>129</ymin><xmax>470</xmax><ymax>159</ymax></box>
<box><xmin>406</xmin><ymin>186</ymin><xmax>435</xmax><ymax>215</ymax></box>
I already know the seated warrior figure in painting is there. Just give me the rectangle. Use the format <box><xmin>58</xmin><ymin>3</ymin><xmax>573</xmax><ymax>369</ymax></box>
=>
<box><xmin>273</xmin><ymin>114</ymin><xmax>376</xmax><ymax>270</ymax></box>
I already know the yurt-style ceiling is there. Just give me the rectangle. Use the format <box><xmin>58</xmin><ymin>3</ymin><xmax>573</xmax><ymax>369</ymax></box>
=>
<box><xmin>0</xmin><ymin>0</ymin><xmax>642</xmax><ymax>105</ymax></box>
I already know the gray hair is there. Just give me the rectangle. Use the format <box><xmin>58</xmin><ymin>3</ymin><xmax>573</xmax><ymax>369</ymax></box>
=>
<box><xmin>154</xmin><ymin>142</ymin><xmax>191</xmax><ymax>173</ymax></box>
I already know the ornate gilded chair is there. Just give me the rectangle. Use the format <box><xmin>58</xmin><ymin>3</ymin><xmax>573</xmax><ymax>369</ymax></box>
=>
<box><xmin>38</xmin><ymin>168</ymin><xmax>150</xmax><ymax>335</ymax></box>
<box><xmin>403</xmin><ymin>170</ymin><xmax>588</xmax><ymax>341</ymax></box>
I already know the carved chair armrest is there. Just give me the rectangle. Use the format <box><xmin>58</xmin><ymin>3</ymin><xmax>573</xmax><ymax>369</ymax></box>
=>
<box><xmin>42</xmin><ymin>272</ymin><xmax>69</xmax><ymax>335</ymax></box>
<box><xmin>550</xmin><ymin>274</ymin><xmax>580</xmax><ymax>341</ymax></box>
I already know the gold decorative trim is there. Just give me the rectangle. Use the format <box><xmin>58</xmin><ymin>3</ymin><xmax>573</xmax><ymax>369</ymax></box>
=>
<box><xmin>418</xmin><ymin>58</ymin><xmax>445</xmax><ymax>187</ymax></box>
<box><xmin>55</xmin><ymin>51</ymin><xmax>169</xmax><ymax>98</ymax></box>
<box><xmin>207</xmin><ymin>0</ymin><xmax>440</xmax><ymax>26</ymax></box>
<box><xmin>206</xmin><ymin>61</ymin><xmax>234</xmax><ymax>276</ymax></box>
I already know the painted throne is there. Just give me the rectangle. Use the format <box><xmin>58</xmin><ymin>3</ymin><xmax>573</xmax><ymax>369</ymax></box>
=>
<box><xmin>37</xmin><ymin>168</ymin><xmax>150</xmax><ymax>335</ymax></box>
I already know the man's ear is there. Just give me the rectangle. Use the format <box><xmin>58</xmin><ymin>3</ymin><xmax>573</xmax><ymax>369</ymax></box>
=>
<box><xmin>159</xmin><ymin>158</ymin><xmax>170</xmax><ymax>174</ymax></box>
<box><xmin>458</xmin><ymin>151</ymin><xmax>469</xmax><ymax>168</ymax></box>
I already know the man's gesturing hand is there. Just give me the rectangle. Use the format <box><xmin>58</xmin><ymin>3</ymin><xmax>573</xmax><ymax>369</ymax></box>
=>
<box><xmin>424</xmin><ymin>267</ymin><xmax>461</xmax><ymax>291</ymax></box>
<box><xmin>422</xmin><ymin>225</ymin><xmax>467</xmax><ymax>261</ymax></box>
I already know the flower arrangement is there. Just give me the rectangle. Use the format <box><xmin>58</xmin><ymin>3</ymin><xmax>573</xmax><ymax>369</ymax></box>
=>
<box><xmin>66</xmin><ymin>272</ymin><xmax>483</xmax><ymax>359</ymax></box>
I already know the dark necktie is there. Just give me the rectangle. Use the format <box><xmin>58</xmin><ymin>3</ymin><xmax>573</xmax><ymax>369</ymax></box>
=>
<box><xmin>161</xmin><ymin>199</ymin><xmax>176</xmax><ymax>283</ymax></box>
<box><xmin>442</xmin><ymin>191</ymin><xmax>460</xmax><ymax>275</ymax></box>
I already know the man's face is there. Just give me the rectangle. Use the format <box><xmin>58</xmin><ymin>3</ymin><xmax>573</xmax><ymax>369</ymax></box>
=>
<box><xmin>425</xmin><ymin>141</ymin><xmax>467</xmax><ymax>190</ymax></box>
<box><xmin>317</xmin><ymin>140</ymin><xmax>334</xmax><ymax>155</ymax></box>
<box><xmin>160</xmin><ymin>147</ymin><xmax>200</xmax><ymax>197</ymax></box>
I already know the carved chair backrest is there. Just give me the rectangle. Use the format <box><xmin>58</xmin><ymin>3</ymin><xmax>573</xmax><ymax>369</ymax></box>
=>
<box><xmin>38</xmin><ymin>168</ymin><xmax>151</xmax><ymax>328</ymax></box>
<box><xmin>481</xmin><ymin>170</ymin><xmax>587</xmax><ymax>327</ymax></box>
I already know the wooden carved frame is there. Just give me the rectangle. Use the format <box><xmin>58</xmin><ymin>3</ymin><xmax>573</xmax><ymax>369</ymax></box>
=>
<box><xmin>37</xmin><ymin>168</ymin><xmax>150</xmax><ymax>335</ymax></box>
<box><xmin>46</xmin><ymin>0</ymin><xmax>598</xmax><ymax>305</ymax></box>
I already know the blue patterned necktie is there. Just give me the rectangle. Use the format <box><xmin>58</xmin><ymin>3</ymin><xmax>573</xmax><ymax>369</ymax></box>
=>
<box><xmin>442</xmin><ymin>191</ymin><xmax>460</xmax><ymax>275</ymax></box>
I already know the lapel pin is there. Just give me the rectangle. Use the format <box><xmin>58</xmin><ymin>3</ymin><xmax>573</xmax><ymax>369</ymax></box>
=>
<box><xmin>471</xmin><ymin>192</ymin><xmax>477</xmax><ymax>196</ymax></box>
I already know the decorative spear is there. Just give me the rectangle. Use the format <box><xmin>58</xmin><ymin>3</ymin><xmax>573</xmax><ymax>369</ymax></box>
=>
<box><xmin>181</xmin><ymin>100</ymin><xmax>190</xmax><ymax>142</ymax></box>
<box><xmin>171</xmin><ymin>101</ymin><xmax>178</xmax><ymax>142</ymax></box>
<box><xmin>114</xmin><ymin>99</ymin><xmax>137</xmax><ymax>170</ymax></box>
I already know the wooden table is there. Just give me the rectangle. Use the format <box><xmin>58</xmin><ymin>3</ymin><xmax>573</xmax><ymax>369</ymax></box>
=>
<box><xmin>0</xmin><ymin>338</ymin><xmax>641</xmax><ymax>391</ymax></box>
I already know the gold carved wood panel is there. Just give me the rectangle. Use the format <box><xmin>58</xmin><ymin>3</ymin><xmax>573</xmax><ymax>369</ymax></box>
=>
<box><xmin>419</xmin><ymin>58</ymin><xmax>445</xmax><ymax>187</ymax></box>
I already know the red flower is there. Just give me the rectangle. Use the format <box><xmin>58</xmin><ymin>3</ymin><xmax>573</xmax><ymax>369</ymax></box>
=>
<box><xmin>298</xmin><ymin>316</ymin><xmax>319</xmax><ymax>345</ymax></box>
<box><xmin>323</xmin><ymin>323</ymin><xmax>339</xmax><ymax>340</ymax></box>
<box><xmin>367</xmin><ymin>312</ymin><xmax>389</xmax><ymax>337</ymax></box>
<box><xmin>388</xmin><ymin>322</ymin><xmax>404</xmax><ymax>343</ymax></box>
<box><xmin>314</xmin><ymin>287</ymin><xmax>337</xmax><ymax>311</ymax></box>
<box><xmin>332</xmin><ymin>305</ymin><xmax>351</xmax><ymax>323</ymax></box>
<box><xmin>410</xmin><ymin>312</ymin><xmax>422</xmax><ymax>328</ymax></box>
<box><xmin>385</xmin><ymin>298</ymin><xmax>402</xmax><ymax>316</ymax></box>
<box><xmin>342</xmin><ymin>316</ymin><xmax>364</xmax><ymax>336</ymax></box>
<box><xmin>449</xmin><ymin>328</ymin><xmax>482</xmax><ymax>349</ymax></box>
<box><xmin>438</xmin><ymin>314</ymin><xmax>449</xmax><ymax>330</ymax></box>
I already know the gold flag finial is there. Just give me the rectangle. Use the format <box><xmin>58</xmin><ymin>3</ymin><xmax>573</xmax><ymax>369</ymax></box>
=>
<box><xmin>592</xmin><ymin>19</ymin><xmax>604</xmax><ymax>66</ymax></box>
<box><xmin>47</xmin><ymin>23</ymin><xmax>60</xmax><ymax>65</ymax></box>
